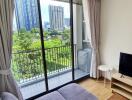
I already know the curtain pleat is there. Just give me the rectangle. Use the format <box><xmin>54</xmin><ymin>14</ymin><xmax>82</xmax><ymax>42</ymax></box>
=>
<box><xmin>0</xmin><ymin>0</ymin><xmax>23</xmax><ymax>99</ymax></box>
<box><xmin>87</xmin><ymin>0</ymin><xmax>101</xmax><ymax>78</ymax></box>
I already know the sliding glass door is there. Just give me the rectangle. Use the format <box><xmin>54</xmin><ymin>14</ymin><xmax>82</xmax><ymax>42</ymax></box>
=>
<box><xmin>12</xmin><ymin>0</ymin><xmax>92</xmax><ymax>99</ymax></box>
<box><xmin>12</xmin><ymin>0</ymin><xmax>46</xmax><ymax>99</ymax></box>
<box><xmin>40</xmin><ymin>0</ymin><xmax>73</xmax><ymax>90</ymax></box>
<box><xmin>73</xmin><ymin>1</ymin><xmax>92</xmax><ymax>79</ymax></box>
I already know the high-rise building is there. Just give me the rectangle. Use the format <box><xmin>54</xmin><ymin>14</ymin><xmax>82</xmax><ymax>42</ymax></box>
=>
<box><xmin>64</xmin><ymin>18</ymin><xmax>70</xmax><ymax>28</ymax></box>
<box><xmin>15</xmin><ymin>0</ymin><xmax>39</xmax><ymax>31</ymax></box>
<box><xmin>43</xmin><ymin>22</ymin><xmax>50</xmax><ymax>30</ymax></box>
<box><xmin>49</xmin><ymin>5</ymin><xmax>64</xmax><ymax>31</ymax></box>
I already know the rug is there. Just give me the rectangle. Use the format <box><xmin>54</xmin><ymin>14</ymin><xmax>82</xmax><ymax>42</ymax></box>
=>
<box><xmin>107</xmin><ymin>93</ymin><xmax>128</xmax><ymax>100</ymax></box>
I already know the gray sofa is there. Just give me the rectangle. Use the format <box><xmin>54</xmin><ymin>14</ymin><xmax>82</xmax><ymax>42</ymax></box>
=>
<box><xmin>0</xmin><ymin>92</ymin><xmax>18</xmax><ymax>100</ymax></box>
<box><xmin>36</xmin><ymin>83</ymin><xmax>98</xmax><ymax>100</ymax></box>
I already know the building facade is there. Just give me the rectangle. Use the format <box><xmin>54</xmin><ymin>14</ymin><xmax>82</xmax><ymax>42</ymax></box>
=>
<box><xmin>64</xmin><ymin>18</ymin><xmax>70</xmax><ymax>28</ymax></box>
<box><xmin>15</xmin><ymin>0</ymin><xmax>39</xmax><ymax>31</ymax></box>
<box><xmin>49</xmin><ymin>5</ymin><xmax>64</xmax><ymax>31</ymax></box>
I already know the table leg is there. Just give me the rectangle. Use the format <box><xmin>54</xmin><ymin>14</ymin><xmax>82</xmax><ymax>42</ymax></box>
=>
<box><xmin>104</xmin><ymin>72</ymin><xmax>106</xmax><ymax>87</ymax></box>
<box><xmin>109</xmin><ymin>70</ymin><xmax>112</xmax><ymax>87</ymax></box>
<box><xmin>97</xmin><ymin>69</ymin><xmax>99</xmax><ymax>81</ymax></box>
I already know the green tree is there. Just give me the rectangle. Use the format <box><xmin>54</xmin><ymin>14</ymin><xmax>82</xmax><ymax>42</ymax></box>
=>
<box><xmin>31</xmin><ymin>28</ymin><xmax>40</xmax><ymax>33</ymax></box>
<box><xmin>12</xmin><ymin>29</ymin><xmax>42</xmax><ymax>80</ymax></box>
<box><xmin>19</xmin><ymin>28</ymin><xmax>26</xmax><ymax>33</ymax></box>
<box><xmin>61</xmin><ymin>28</ymin><xmax>70</xmax><ymax>45</ymax></box>
<box><xmin>31</xmin><ymin>28</ymin><xmax>40</xmax><ymax>40</ymax></box>
<box><xmin>17</xmin><ymin>31</ymin><xmax>34</xmax><ymax>50</ymax></box>
<box><xmin>12</xmin><ymin>28</ymin><xmax>71</xmax><ymax>81</ymax></box>
<box><xmin>44</xmin><ymin>30</ymin><xmax>50</xmax><ymax>38</ymax></box>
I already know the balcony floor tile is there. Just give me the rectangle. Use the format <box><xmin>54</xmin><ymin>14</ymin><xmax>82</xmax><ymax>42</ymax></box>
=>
<box><xmin>20</xmin><ymin>69</ymin><xmax>89</xmax><ymax>99</ymax></box>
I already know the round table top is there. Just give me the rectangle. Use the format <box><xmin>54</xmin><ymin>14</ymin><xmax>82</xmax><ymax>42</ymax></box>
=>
<box><xmin>98</xmin><ymin>65</ymin><xmax>113</xmax><ymax>71</ymax></box>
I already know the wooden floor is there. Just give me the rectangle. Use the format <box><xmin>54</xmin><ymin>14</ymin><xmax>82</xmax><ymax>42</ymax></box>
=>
<box><xmin>79</xmin><ymin>78</ymin><xmax>113</xmax><ymax>100</ymax></box>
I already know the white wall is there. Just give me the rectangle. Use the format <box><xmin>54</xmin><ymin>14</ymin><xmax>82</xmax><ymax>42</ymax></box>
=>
<box><xmin>100</xmin><ymin>0</ymin><xmax>132</xmax><ymax>71</ymax></box>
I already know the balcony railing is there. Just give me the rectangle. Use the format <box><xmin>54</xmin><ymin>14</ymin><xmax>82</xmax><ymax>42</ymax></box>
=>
<box><xmin>12</xmin><ymin>45</ymin><xmax>72</xmax><ymax>86</ymax></box>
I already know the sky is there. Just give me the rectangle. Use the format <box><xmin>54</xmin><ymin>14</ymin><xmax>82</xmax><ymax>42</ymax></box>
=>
<box><xmin>40</xmin><ymin>0</ymin><xmax>70</xmax><ymax>22</ymax></box>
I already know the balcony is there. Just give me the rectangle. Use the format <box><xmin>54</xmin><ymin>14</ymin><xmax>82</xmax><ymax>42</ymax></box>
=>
<box><xmin>12</xmin><ymin>45</ymin><xmax>90</xmax><ymax>99</ymax></box>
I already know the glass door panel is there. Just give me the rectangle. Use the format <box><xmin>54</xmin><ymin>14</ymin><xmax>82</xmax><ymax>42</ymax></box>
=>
<box><xmin>12</xmin><ymin>0</ymin><xmax>46</xmax><ymax>99</ymax></box>
<box><xmin>73</xmin><ymin>1</ymin><xmax>92</xmax><ymax>79</ymax></box>
<box><xmin>40</xmin><ymin>0</ymin><xmax>72</xmax><ymax>90</ymax></box>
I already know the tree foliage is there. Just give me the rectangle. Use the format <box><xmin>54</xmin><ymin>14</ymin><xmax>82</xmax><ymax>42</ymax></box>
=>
<box><xmin>12</xmin><ymin>28</ymin><xmax>71</xmax><ymax>81</ymax></box>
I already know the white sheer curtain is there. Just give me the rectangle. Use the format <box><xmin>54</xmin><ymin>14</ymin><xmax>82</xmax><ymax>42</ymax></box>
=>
<box><xmin>82</xmin><ymin>0</ymin><xmax>91</xmax><ymax>43</ymax></box>
<box><xmin>0</xmin><ymin>0</ymin><xmax>23</xmax><ymax>99</ymax></box>
<box><xmin>82</xmin><ymin>0</ymin><xmax>101</xmax><ymax>78</ymax></box>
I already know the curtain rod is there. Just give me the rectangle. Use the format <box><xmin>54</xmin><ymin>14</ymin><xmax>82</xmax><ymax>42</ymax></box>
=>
<box><xmin>53</xmin><ymin>0</ymin><xmax>82</xmax><ymax>5</ymax></box>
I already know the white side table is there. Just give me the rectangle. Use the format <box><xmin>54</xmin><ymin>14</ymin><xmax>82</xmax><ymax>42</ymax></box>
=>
<box><xmin>97</xmin><ymin>65</ymin><xmax>112</xmax><ymax>87</ymax></box>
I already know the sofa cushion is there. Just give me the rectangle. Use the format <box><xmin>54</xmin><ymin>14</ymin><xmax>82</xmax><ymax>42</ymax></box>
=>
<box><xmin>36</xmin><ymin>91</ymin><xmax>65</xmax><ymax>100</ymax></box>
<box><xmin>0</xmin><ymin>92</ymin><xmax>18</xmax><ymax>100</ymax></box>
<box><xmin>58</xmin><ymin>83</ymin><xmax>98</xmax><ymax>100</ymax></box>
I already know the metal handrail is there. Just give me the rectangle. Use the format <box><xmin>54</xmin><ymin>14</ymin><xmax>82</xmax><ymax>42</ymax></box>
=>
<box><xmin>12</xmin><ymin>45</ymin><xmax>72</xmax><ymax>86</ymax></box>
